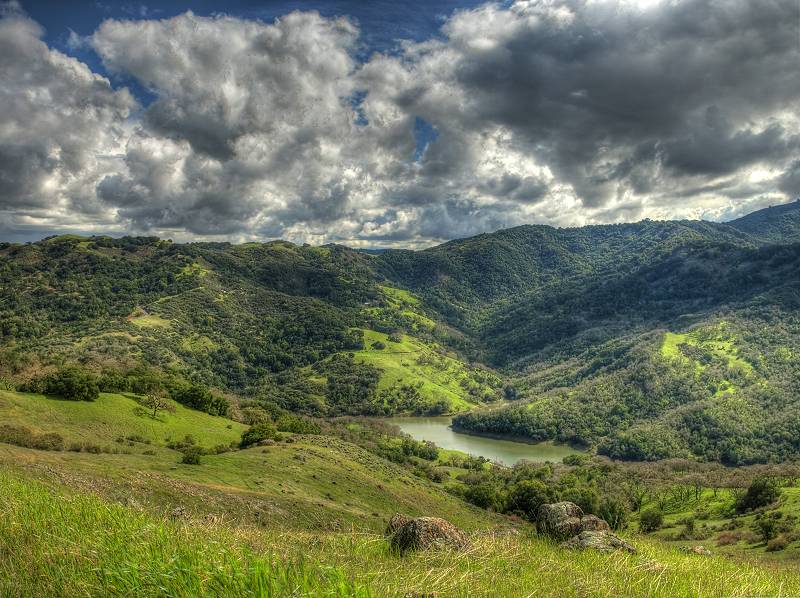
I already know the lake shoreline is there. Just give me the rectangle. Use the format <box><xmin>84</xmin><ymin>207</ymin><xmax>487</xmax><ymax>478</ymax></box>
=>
<box><xmin>448</xmin><ymin>422</ymin><xmax>588</xmax><ymax>454</ymax></box>
<box><xmin>383</xmin><ymin>415</ymin><xmax>587</xmax><ymax>465</ymax></box>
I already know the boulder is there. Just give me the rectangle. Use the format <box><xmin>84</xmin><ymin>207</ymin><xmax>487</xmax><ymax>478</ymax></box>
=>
<box><xmin>386</xmin><ymin>513</ymin><xmax>412</xmax><ymax>536</ymax></box>
<box><xmin>560</xmin><ymin>531</ymin><xmax>637</xmax><ymax>553</ymax></box>
<box><xmin>389</xmin><ymin>516</ymin><xmax>470</xmax><ymax>554</ymax></box>
<box><xmin>537</xmin><ymin>501</ymin><xmax>584</xmax><ymax>540</ymax></box>
<box><xmin>579</xmin><ymin>514</ymin><xmax>611</xmax><ymax>533</ymax></box>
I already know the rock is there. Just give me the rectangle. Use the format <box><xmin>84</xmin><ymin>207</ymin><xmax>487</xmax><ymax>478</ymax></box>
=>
<box><xmin>386</xmin><ymin>513</ymin><xmax>412</xmax><ymax>536</ymax></box>
<box><xmin>681</xmin><ymin>545</ymin><xmax>712</xmax><ymax>556</ymax></box>
<box><xmin>579</xmin><ymin>514</ymin><xmax>611</xmax><ymax>533</ymax></box>
<box><xmin>170</xmin><ymin>506</ymin><xmax>188</xmax><ymax>519</ymax></box>
<box><xmin>560</xmin><ymin>531</ymin><xmax>637</xmax><ymax>553</ymax></box>
<box><xmin>389</xmin><ymin>517</ymin><xmax>470</xmax><ymax>554</ymax></box>
<box><xmin>537</xmin><ymin>501</ymin><xmax>584</xmax><ymax>540</ymax></box>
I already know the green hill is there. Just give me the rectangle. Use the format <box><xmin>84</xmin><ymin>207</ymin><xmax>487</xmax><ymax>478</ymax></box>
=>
<box><xmin>3</xmin><ymin>388</ymin><xmax>800</xmax><ymax>597</ymax></box>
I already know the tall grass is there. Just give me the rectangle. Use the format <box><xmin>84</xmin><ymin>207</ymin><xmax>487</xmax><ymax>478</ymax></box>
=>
<box><xmin>0</xmin><ymin>473</ymin><xmax>369</xmax><ymax>597</ymax></box>
<box><xmin>3</xmin><ymin>470</ymin><xmax>800</xmax><ymax>597</ymax></box>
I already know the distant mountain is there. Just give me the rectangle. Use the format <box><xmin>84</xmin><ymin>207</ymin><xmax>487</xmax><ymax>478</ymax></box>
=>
<box><xmin>2</xmin><ymin>202</ymin><xmax>800</xmax><ymax>463</ymax></box>
<box><xmin>726</xmin><ymin>199</ymin><xmax>800</xmax><ymax>244</ymax></box>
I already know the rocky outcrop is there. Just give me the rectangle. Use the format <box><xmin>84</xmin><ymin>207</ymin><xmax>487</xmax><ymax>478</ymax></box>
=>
<box><xmin>388</xmin><ymin>516</ymin><xmax>470</xmax><ymax>554</ymax></box>
<box><xmin>537</xmin><ymin>501</ymin><xmax>635</xmax><ymax>553</ymax></box>
<box><xmin>537</xmin><ymin>501</ymin><xmax>585</xmax><ymax>540</ymax></box>
<box><xmin>536</xmin><ymin>502</ymin><xmax>611</xmax><ymax>540</ymax></box>
<box><xmin>680</xmin><ymin>545</ymin><xmax>712</xmax><ymax>556</ymax></box>
<box><xmin>577</xmin><ymin>514</ymin><xmax>611</xmax><ymax>533</ymax></box>
<box><xmin>386</xmin><ymin>513</ymin><xmax>412</xmax><ymax>536</ymax></box>
<box><xmin>560</xmin><ymin>530</ymin><xmax>637</xmax><ymax>553</ymax></box>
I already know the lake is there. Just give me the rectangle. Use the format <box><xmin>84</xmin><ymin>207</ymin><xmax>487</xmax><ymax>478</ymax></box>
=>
<box><xmin>386</xmin><ymin>416</ymin><xmax>583</xmax><ymax>465</ymax></box>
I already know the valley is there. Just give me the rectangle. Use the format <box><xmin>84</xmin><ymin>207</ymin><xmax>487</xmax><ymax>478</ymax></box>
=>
<box><xmin>2</xmin><ymin>200</ymin><xmax>800</xmax><ymax>595</ymax></box>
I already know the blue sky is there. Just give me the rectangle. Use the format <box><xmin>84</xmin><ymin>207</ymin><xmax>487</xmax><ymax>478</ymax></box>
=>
<box><xmin>1</xmin><ymin>0</ymin><xmax>798</xmax><ymax>246</ymax></box>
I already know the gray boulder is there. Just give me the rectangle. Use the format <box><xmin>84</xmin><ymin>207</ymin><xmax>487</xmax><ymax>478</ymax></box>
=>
<box><xmin>389</xmin><ymin>516</ymin><xmax>470</xmax><ymax>554</ymax></box>
<box><xmin>537</xmin><ymin>501</ymin><xmax>584</xmax><ymax>540</ymax></box>
<box><xmin>561</xmin><ymin>530</ymin><xmax>636</xmax><ymax>553</ymax></box>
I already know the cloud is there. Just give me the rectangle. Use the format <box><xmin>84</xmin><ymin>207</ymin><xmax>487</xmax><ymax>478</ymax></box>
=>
<box><xmin>1</xmin><ymin>0</ymin><xmax>798</xmax><ymax>245</ymax></box>
<box><xmin>0</xmin><ymin>6</ymin><xmax>135</xmax><ymax>229</ymax></box>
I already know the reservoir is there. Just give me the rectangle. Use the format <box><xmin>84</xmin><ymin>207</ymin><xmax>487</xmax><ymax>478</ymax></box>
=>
<box><xmin>386</xmin><ymin>416</ymin><xmax>582</xmax><ymax>466</ymax></box>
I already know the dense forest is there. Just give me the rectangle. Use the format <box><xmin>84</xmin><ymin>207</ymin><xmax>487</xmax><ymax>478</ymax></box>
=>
<box><xmin>1</xmin><ymin>200</ymin><xmax>799</xmax><ymax>463</ymax></box>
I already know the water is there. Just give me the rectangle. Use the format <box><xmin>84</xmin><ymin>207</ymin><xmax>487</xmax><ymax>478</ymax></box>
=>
<box><xmin>386</xmin><ymin>416</ymin><xmax>583</xmax><ymax>466</ymax></box>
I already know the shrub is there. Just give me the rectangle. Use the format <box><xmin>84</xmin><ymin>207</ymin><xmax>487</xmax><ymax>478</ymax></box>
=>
<box><xmin>370</xmin><ymin>341</ymin><xmax>386</xmax><ymax>350</ymax></box>
<box><xmin>0</xmin><ymin>425</ymin><xmax>64</xmax><ymax>451</ymax></box>
<box><xmin>639</xmin><ymin>508</ymin><xmax>663</xmax><ymax>533</ymax></box>
<box><xmin>598</xmin><ymin>498</ymin><xmax>629</xmax><ymax>531</ymax></box>
<box><xmin>26</xmin><ymin>367</ymin><xmax>100</xmax><ymax>401</ymax></box>
<box><xmin>736</xmin><ymin>477</ymin><xmax>780</xmax><ymax>512</ymax></box>
<box><xmin>181</xmin><ymin>447</ymin><xmax>203</xmax><ymax>465</ymax></box>
<box><xmin>172</xmin><ymin>384</ymin><xmax>229</xmax><ymax>416</ymax></box>
<box><xmin>716</xmin><ymin>531</ymin><xmax>741</xmax><ymax>546</ymax></box>
<box><xmin>240</xmin><ymin>423</ymin><xmax>278</xmax><ymax>448</ymax></box>
<box><xmin>276</xmin><ymin>414</ymin><xmax>321</xmax><ymax>435</ymax></box>
<box><xmin>766</xmin><ymin>534</ymin><xmax>789</xmax><ymax>552</ymax></box>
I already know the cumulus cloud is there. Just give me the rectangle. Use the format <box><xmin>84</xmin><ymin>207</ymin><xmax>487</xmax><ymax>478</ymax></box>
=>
<box><xmin>0</xmin><ymin>5</ymin><xmax>135</xmax><ymax>231</ymax></box>
<box><xmin>1</xmin><ymin>0</ymin><xmax>798</xmax><ymax>245</ymax></box>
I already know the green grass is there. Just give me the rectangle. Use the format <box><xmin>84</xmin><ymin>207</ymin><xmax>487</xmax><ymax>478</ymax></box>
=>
<box><xmin>0</xmin><ymin>390</ymin><xmax>493</xmax><ymax>532</ymax></box>
<box><xmin>128</xmin><ymin>314</ymin><xmax>172</xmax><ymax>328</ymax></box>
<box><xmin>354</xmin><ymin>330</ymin><xmax>489</xmax><ymax>412</ymax></box>
<box><xmin>3</xmin><ymin>470</ymin><xmax>800</xmax><ymax>597</ymax></box>
<box><xmin>0</xmin><ymin>473</ymin><xmax>368</xmax><ymax>597</ymax></box>
<box><xmin>0</xmin><ymin>390</ymin><xmax>244</xmax><ymax>449</ymax></box>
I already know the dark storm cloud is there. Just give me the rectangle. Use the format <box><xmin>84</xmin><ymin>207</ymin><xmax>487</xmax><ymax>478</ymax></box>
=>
<box><xmin>1</xmin><ymin>0</ymin><xmax>798</xmax><ymax>245</ymax></box>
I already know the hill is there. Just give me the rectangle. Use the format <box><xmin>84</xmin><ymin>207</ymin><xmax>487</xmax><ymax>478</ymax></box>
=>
<box><xmin>727</xmin><ymin>199</ymin><xmax>800</xmax><ymax>244</ymax></box>
<box><xmin>4</xmin><ymin>388</ymin><xmax>800</xmax><ymax>596</ymax></box>
<box><xmin>1</xmin><ymin>201</ymin><xmax>800</xmax><ymax>464</ymax></box>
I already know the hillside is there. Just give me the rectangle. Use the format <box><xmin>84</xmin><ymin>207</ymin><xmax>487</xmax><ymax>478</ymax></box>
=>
<box><xmin>1</xmin><ymin>201</ymin><xmax>800</xmax><ymax>464</ymax></box>
<box><xmin>4</xmin><ymin>388</ymin><xmax>800</xmax><ymax>596</ymax></box>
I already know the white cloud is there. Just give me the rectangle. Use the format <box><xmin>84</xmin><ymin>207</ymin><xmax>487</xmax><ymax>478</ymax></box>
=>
<box><xmin>1</xmin><ymin>1</ymin><xmax>798</xmax><ymax>245</ymax></box>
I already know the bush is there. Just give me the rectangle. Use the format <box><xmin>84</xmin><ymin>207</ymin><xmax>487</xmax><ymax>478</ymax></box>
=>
<box><xmin>240</xmin><ymin>423</ymin><xmax>278</xmax><ymax>448</ymax></box>
<box><xmin>181</xmin><ymin>447</ymin><xmax>203</xmax><ymax>465</ymax></box>
<box><xmin>172</xmin><ymin>384</ymin><xmax>229</xmax><ymax>416</ymax></box>
<box><xmin>370</xmin><ymin>341</ymin><xmax>386</xmax><ymax>350</ymax></box>
<box><xmin>639</xmin><ymin>508</ymin><xmax>663</xmax><ymax>533</ymax></box>
<box><xmin>275</xmin><ymin>414</ymin><xmax>321</xmax><ymax>435</ymax></box>
<box><xmin>736</xmin><ymin>477</ymin><xmax>780</xmax><ymax>512</ymax></box>
<box><xmin>766</xmin><ymin>534</ymin><xmax>789</xmax><ymax>552</ymax></box>
<box><xmin>25</xmin><ymin>367</ymin><xmax>100</xmax><ymax>401</ymax></box>
<box><xmin>598</xmin><ymin>498</ymin><xmax>629</xmax><ymax>531</ymax></box>
<box><xmin>716</xmin><ymin>531</ymin><xmax>741</xmax><ymax>546</ymax></box>
<box><xmin>0</xmin><ymin>425</ymin><xmax>64</xmax><ymax>451</ymax></box>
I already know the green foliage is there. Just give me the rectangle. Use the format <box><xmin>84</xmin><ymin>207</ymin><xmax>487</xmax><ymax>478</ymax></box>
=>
<box><xmin>737</xmin><ymin>477</ymin><xmax>781</xmax><ymax>513</ymax></box>
<box><xmin>240</xmin><ymin>423</ymin><xmax>278</xmax><ymax>448</ymax></box>
<box><xmin>639</xmin><ymin>508</ymin><xmax>664</xmax><ymax>533</ymax></box>
<box><xmin>172</xmin><ymin>384</ymin><xmax>229</xmax><ymax>416</ymax></box>
<box><xmin>23</xmin><ymin>367</ymin><xmax>100</xmax><ymax>402</ymax></box>
<box><xmin>181</xmin><ymin>446</ymin><xmax>203</xmax><ymax>465</ymax></box>
<box><xmin>598</xmin><ymin>498</ymin><xmax>629</xmax><ymax>531</ymax></box>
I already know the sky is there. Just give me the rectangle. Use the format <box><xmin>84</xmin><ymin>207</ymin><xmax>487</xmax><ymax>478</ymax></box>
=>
<box><xmin>1</xmin><ymin>0</ymin><xmax>798</xmax><ymax>247</ymax></box>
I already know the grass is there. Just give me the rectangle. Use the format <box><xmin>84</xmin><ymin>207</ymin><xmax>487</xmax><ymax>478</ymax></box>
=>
<box><xmin>354</xmin><ymin>329</ymin><xmax>489</xmax><ymax>412</ymax></box>
<box><xmin>129</xmin><ymin>314</ymin><xmax>172</xmax><ymax>329</ymax></box>
<box><xmin>3</xmin><ymin>471</ymin><xmax>800</xmax><ymax>597</ymax></box>
<box><xmin>0</xmin><ymin>390</ymin><xmax>493</xmax><ymax>532</ymax></box>
<box><xmin>660</xmin><ymin>322</ymin><xmax>756</xmax><ymax>397</ymax></box>
<box><xmin>0</xmin><ymin>390</ymin><xmax>244</xmax><ymax>449</ymax></box>
<box><xmin>0</xmin><ymin>473</ymin><xmax>368</xmax><ymax>598</ymax></box>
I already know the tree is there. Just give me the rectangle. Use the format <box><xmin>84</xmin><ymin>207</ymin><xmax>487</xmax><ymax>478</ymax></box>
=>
<box><xmin>140</xmin><ymin>390</ymin><xmax>176</xmax><ymax>419</ymax></box>
<box><xmin>736</xmin><ymin>477</ymin><xmax>780</xmax><ymax>512</ymax></box>
<box><xmin>240</xmin><ymin>423</ymin><xmax>278</xmax><ymax>448</ymax></box>
<box><xmin>639</xmin><ymin>508</ymin><xmax>663</xmax><ymax>533</ymax></box>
